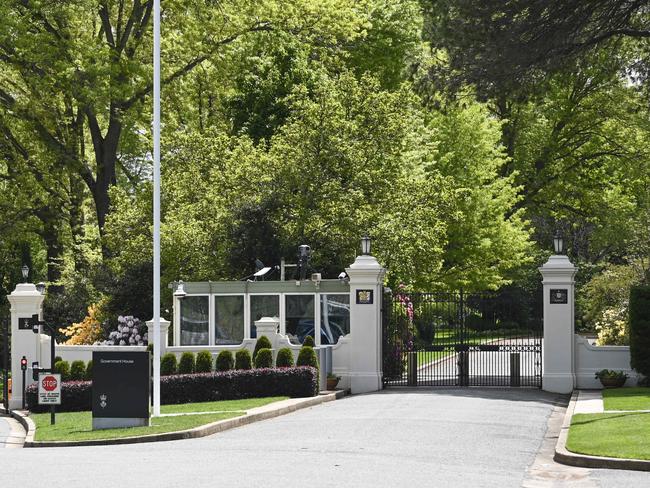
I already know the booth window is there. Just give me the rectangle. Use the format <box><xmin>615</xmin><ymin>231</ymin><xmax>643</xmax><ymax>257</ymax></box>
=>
<box><xmin>320</xmin><ymin>294</ymin><xmax>350</xmax><ymax>344</ymax></box>
<box><xmin>214</xmin><ymin>295</ymin><xmax>244</xmax><ymax>345</ymax></box>
<box><xmin>250</xmin><ymin>295</ymin><xmax>279</xmax><ymax>338</ymax></box>
<box><xmin>285</xmin><ymin>295</ymin><xmax>314</xmax><ymax>344</ymax></box>
<box><xmin>180</xmin><ymin>296</ymin><xmax>209</xmax><ymax>345</ymax></box>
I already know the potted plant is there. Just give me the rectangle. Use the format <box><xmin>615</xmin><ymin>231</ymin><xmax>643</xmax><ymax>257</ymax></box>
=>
<box><xmin>595</xmin><ymin>369</ymin><xmax>628</xmax><ymax>388</ymax></box>
<box><xmin>326</xmin><ymin>373</ymin><xmax>340</xmax><ymax>390</ymax></box>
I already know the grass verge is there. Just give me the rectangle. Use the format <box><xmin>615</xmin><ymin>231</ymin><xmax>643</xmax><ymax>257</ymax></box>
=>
<box><xmin>603</xmin><ymin>387</ymin><xmax>650</xmax><ymax>411</ymax></box>
<box><xmin>567</xmin><ymin>412</ymin><xmax>650</xmax><ymax>460</ymax></box>
<box><xmin>32</xmin><ymin>396</ymin><xmax>289</xmax><ymax>441</ymax></box>
<box><xmin>161</xmin><ymin>396</ymin><xmax>288</xmax><ymax>414</ymax></box>
<box><xmin>32</xmin><ymin>411</ymin><xmax>243</xmax><ymax>441</ymax></box>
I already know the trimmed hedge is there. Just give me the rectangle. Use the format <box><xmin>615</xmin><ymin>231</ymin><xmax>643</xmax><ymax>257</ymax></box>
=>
<box><xmin>629</xmin><ymin>286</ymin><xmax>650</xmax><ymax>377</ymax></box>
<box><xmin>70</xmin><ymin>361</ymin><xmax>86</xmax><ymax>381</ymax></box>
<box><xmin>275</xmin><ymin>348</ymin><xmax>294</xmax><ymax>368</ymax></box>
<box><xmin>303</xmin><ymin>335</ymin><xmax>315</xmax><ymax>348</ymax></box>
<box><xmin>254</xmin><ymin>348</ymin><xmax>273</xmax><ymax>368</ymax></box>
<box><xmin>215</xmin><ymin>350</ymin><xmax>234</xmax><ymax>372</ymax></box>
<box><xmin>85</xmin><ymin>360</ymin><xmax>93</xmax><ymax>380</ymax></box>
<box><xmin>26</xmin><ymin>367</ymin><xmax>318</xmax><ymax>412</ymax></box>
<box><xmin>26</xmin><ymin>381</ymin><xmax>91</xmax><ymax>413</ymax></box>
<box><xmin>161</xmin><ymin>353</ymin><xmax>178</xmax><ymax>376</ymax></box>
<box><xmin>296</xmin><ymin>346</ymin><xmax>318</xmax><ymax>368</ymax></box>
<box><xmin>196</xmin><ymin>351</ymin><xmax>213</xmax><ymax>373</ymax></box>
<box><xmin>235</xmin><ymin>349</ymin><xmax>252</xmax><ymax>370</ymax></box>
<box><xmin>54</xmin><ymin>360</ymin><xmax>70</xmax><ymax>381</ymax></box>
<box><xmin>178</xmin><ymin>352</ymin><xmax>196</xmax><ymax>374</ymax></box>
<box><xmin>253</xmin><ymin>336</ymin><xmax>272</xmax><ymax>361</ymax></box>
<box><xmin>161</xmin><ymin>367</ymin><xmax>318</xmax><ymax>404</ymax></box>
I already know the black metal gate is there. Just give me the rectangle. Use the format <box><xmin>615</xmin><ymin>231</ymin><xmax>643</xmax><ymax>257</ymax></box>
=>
<box><xmin>382</xmin><ymin>289</ymin><xmax>542</xmax><ymax>387</ymax></box>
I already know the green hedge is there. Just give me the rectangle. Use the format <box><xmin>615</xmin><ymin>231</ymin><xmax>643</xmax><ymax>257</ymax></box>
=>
<box><xmin>235</xmin><ymin>349</ymin><xmax>252</xmax><ymax>370</ymax></box>
<box><xmin>629</xmin><ymin>286</ymin><xmax>650</xmax><ymax>377</ymax></box>
<box><xmin>216</xmin><ymin>351</ymin><xmax>234</xmax><ymax>372</ymax></box>
<box><xmin>253</xmin><ymin>336</ymin><xmax>272</xmax><ymax>361</ymax></box>
<box><xmin>178</xmin><ymin>352</ymin><xmax>196</xmax><ymax>374</ymax></box>
<box><xmin>69</xmin><ymin>361</ymin><xmax>86</xmax><ymax>381</ymax></box>
<box><xmin>275</xmin><ymin>348</ymin><xmax>294</xmax><ymax>368</ymax></box>
<box><xmin>195</xmin><ymin>351</ymin><xmax>213</xmax><ymax>373</ymax></box>
<box><xmin>254</xmin><ymin>348</ymin><xmax>273</xmax><ymax>369</ymax></box>
<box><xmin>161</xmin><ymin>353</ymin><xmax>178</xmax><ymax>376</ymax></box>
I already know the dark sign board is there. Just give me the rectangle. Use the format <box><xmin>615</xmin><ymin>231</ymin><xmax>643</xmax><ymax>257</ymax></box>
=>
<box><xmin>18</xmin><ymin>317</ymin><xmax>33</xmax><ymax>330</ymax></box>
<box><xmin>92</xmin><ymin>351</ymin><xmax>149</xmax><ymax>427</ymax></box>
<box><xmin>550</xmin><ymin>289</ymin><xmax>568</xmax><ymax>304</ymax></box>
<box><xmin>356</xmin><ymin>289</ymin><xmax>374</xmax><ymax>305</ymax></box>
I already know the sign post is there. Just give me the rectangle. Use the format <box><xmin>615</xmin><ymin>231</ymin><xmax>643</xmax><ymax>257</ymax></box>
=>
<box><xmin>92</xmin><ymin>351</ymin><xmax>150</xmax><ymax>430</ymax></box>
<box><xmin>38</xmin><ymin>373</ymin><xmax>61</xmax><ymax>424</ymax></box>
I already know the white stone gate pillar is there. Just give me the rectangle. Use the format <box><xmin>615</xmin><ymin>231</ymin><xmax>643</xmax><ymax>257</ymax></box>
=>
<box><xmin>8</xmin><ymin>283</ymin><xmax>45</xmax><ymax>409</ymax></box>
<box><xmin>539</xmin><ymin>254</ymin><xmax>577</xmax><ymax>394</ymax></box>
<box><xmin>346</xmin><ymin>254</ymin><xmax>386</xmax><ymax>394</ymax></box>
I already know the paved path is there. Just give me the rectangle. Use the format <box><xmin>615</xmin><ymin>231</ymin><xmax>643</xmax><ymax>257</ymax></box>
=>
<box><xmin>1</xmin><ymin>389</ymin><xmax>648</xmax><ymax>487</ymax></box>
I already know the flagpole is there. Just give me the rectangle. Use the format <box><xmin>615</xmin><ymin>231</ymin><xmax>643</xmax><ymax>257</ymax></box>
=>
<box><xmin>152</xmin><ymin>0</ymin><xmax>161</xmax><ymax>417</ymax></box>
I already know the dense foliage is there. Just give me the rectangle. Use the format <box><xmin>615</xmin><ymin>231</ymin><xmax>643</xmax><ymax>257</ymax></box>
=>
<box><xmin>0</xmin><ymin>0</ymin><xmax>648</xmax><ymax>335</ymax></box>
<box><xmin>215</xmin><ymin>351</ymin><xmax>235</xmax><ymax>372</ymax></box>
<box><xmin>254</xmin><ymin>349</ymin><xmax>274</xmax><ymax>369</ymax></box>
<box><xmin>235</xmin><ymin>349</ymin><xmax>253</xmax><ymax>370</ymax></box>
<box><xmin>629</xmin><ymin>286</ymin><xmax>650</xmax><ymax>378</ymax></box>
<box><xmin>195</xmin><ymin>351</ymin><xmax>213</xmax><ymax>373</ymax></box>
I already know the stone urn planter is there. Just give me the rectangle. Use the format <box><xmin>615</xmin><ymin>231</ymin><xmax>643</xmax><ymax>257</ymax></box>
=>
<box><xmin>326</xmin><ymin>374</ymin><xmax>340</xmax><ymax>390</ymax></box>
<box><xmin>595</xmin><ymin>369</ymin><xmax>627</xmax><ymax>388</ymax></box>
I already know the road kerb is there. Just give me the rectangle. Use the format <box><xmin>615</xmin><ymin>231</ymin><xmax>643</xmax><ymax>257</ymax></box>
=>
<box><xmin>22</xmin><ymin>390</ymin><xmax>346</xmax><ymax>448</ymax></box>
<box><xmin>554</xmin><ymin>390</ymin><xmax>650</xmax><ymax>472</ymax></box>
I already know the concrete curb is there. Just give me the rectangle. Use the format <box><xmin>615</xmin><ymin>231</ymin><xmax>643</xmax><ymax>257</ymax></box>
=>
<box><xmin>554</xmin><ymin>390</ymin><xmax>650</xmax><ymax>471</ymax></box>
<box><xmin>24</xmin><ymin>390</ymin><xmax>347</xmax><ymax>448</ymax></box>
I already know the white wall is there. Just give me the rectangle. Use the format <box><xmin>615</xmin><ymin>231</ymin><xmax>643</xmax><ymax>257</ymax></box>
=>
<box><xmin>574</xmin><ymin>335</ymin><xmax>638</xmax><ymax>388</ymax></box>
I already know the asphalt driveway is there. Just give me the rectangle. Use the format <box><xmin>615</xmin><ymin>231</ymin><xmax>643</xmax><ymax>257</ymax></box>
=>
<box><xmin>1</xmin><ymin>389</ymin><xmax>648</xmax><ymax>487</ymax></box>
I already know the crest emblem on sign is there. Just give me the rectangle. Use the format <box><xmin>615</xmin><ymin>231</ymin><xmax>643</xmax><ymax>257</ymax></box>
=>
<box><xmin>100</xmin><ymin>394</ymin><xmax>108</xmax><ymax>408</ymax></box>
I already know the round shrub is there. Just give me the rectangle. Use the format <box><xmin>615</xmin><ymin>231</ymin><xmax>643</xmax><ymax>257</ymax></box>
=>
<box><xmin>253</xmin><ymin>336</ymin><xmax>272</xmax><ymax>361</ymax></box>
<box><xmin>70</xmin><ymin>360</ymin><xmax>86</xmax><ymax>381</ymax></box>
<box><xmin>178</xmin><ymin>352</ymin><xmax>195</xmax><ymax>374</ymax></box>
<box><xmin>254</xmin><ymin>348</ymin><xmax>273</xmax><ymax>369</ymax></box>
<box><xmin>54</xmin><ymin>360</ymin><xmax>70</xmax><ymax>381</ymax></box>
<box><xmin>275</xmin><ymin>348</ymin><xmax>294</xmax><ymax>368</ymax></box>
<box><xmin>161</xmin><ymin>353</ymin><xmax>178</xmax><ymax>376</ymax></box>
<box><xmin>84</xmin><ymin>360</ymin><xmax>93</xmax><ymax>380</ymax></box>
<box><xmin>303</xmin><ymin>335</ymin><xmax>315</xmax><ymax>348</ymax></box>
<box><xmin>296</xmin><ymin>346</ymin><xmax>318</xmax><ymax>369</ymax></box>
<box><xmin>196</xmin><ymin>350</ymin><xmax>213</xmax><ymax>373</ymax></box>
<box><xmin>215</xmin><ymin>350</ymin><xmax>234</xmax><ymax>372</ymax></box>
<box><xmin>235</xmin><ymin>349</ymin><xmax>252</xmax><ymax>370</ymax></box>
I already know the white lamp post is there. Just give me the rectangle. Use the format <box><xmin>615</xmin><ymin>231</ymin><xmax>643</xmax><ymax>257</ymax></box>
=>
<box><xmin>553</xmin><ymin>232</ymin><xmax>565</xmax><ymax>255</ymax></box>
<box><xmin>361</xmin><ymin>235</ymin><xmax>371</xmax><ymax>256</ymax></box>
<box><xmin>152</xmin><ymin>0</ymin><xmax>161</xmax><ymax>417</ymax></box>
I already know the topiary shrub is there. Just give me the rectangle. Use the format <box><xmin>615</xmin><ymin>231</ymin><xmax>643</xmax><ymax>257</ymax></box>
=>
<box><xmin>215</xmin><ymin>350</ymin><xmax>234</xmax><ymax>372</ymax></box>
<box><xmin>296</xmin><ymin>346</ymin><xmax>318</xmax><ymax>369</ymax></box>
<box><xmin>254</xmin><ymin>348</ymin><xmax>273</xmax><ymax>369</ymax></box>
<box><xmin>235</xmin><ymin>349</ymin><xmax>252</xmax><ymax>370</ymax></box>
<box><xmin>178</xmin><ymin>352</ymin><xmax>195</xmax><ymax>374</ymax></box>
<box><xmin>85</xmin><ymin>360</ymin><xmax>93</xmax><ymax>380</ymax></box>
<box><xmin>54</xmin><ymin>360</ymin><xmax>70</xmax><ymax>381</ymax></box>
<box><xmin>629</xmin><ymin>286</ymin><xmax>650</xmax><ymax>377</ymax></box>
<box><xmin>253</xmin><ymin>336</ymin><xmax>272</xmax><ymax>361</ymax></box>
<box><xmin>69</xmin><ymin>360</ymin><xmax>86</xmax><ymax>381</ymax></box>
<box><xmin>54</xmin><ymin>356</ymin><xmax>62</xmax><ymax>364</ymax></box>
<box><xmin>275</xmin><ymin>348</ymin><xmax>294</xmax><ymax>368</ymax></box>
<box><xmin>195</xmin><ymin>350</ymin><xmax>213</xmax><ymax>373</ymax></box>
<box><xmin>161</xmin><ymin>353</ymin><xmax>178</xmax><ymax>376</ymax></box>
<box><xmin>303</xmin><ymin>335</ymin><xmax>315</xmax><ymax>348</ymax></box>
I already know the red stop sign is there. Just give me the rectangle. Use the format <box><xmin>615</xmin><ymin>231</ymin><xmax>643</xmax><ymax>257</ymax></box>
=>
<box><xmin>41</xmin><ymin>375</ymin><xmax>58</xmax><ymax>391</ymax></box>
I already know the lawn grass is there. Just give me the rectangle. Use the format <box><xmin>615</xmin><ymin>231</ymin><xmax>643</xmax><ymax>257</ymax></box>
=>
<box><xmin>32</xmin><ymin>396</ymin><xmax>289</xmax><ymax>442</ymax></box>
<box><xmin>603</xmin><ymin>387</ymin><xmax>650</xmax><ymax>411</ymax></box>
<box><xmin>32</xmin><ymin>411</ymin><xmax>243</xmax><ymax>441</ymax></box>
<box><xmin>161</xmin><ymin>396</ymin><xmax>288</xmax><ymax>414</ymax></box>
<box><xmin>567</xmin><ymin>412</ymin><xmax>650</xmax><ymax>460</ymax></box>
